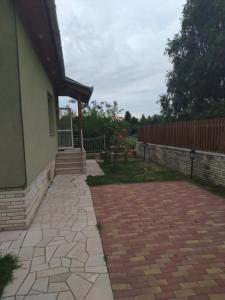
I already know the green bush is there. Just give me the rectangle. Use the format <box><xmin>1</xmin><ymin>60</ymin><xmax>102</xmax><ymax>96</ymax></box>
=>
<box><xmin>0</xmin><ymin>253</ymin><xmax>21</xmax><ymax>297</ymax></box>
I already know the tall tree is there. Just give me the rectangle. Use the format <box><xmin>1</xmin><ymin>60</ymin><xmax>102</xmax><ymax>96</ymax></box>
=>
<box><xmin>140</xmin><ymin>114</ymin><xmax>147</xmax><ymax>125</ymax></box>
<box><xmin>160</xmin><ymin>0</ymin><xmax>225</xmax><ymax>120</ymax></box>
<box><xmin>124</xmin><ymin>111</ymin><xmax>132</xmax><ymax>123</ymax></box>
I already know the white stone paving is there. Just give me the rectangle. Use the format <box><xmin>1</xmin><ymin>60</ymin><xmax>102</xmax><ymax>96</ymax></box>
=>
<box><xmin>86</xmin><ymin>160</ymin><xmax>104</xmax><ymax>176</ymax></box>
<box><xmin>0</xmin><ymin>160</ymin><xmax>113</xmax><ymax>300</ymax></box>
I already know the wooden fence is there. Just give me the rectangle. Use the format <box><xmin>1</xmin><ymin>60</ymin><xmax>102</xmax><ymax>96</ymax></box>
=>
<box><xmin>138</xmin><ymin>118</ymin><xmax>225</xmax><ymax>154</ymax></box>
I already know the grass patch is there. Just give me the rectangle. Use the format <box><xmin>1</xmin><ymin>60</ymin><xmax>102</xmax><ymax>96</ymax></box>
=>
<box><xmin>0</xmin><ymin>253</ymin><xmax>21</xmax><ymax>297</ymax></box>
<box><xmin>96</xmin><ymin>223</ymin><xmax>103</xmax><ymax>232</ymax></box>
<box><xmin>104</xmin><ymin>255</ymin><xmax>108</xmax><ymax>264</ymax></box>
<box><xmin>87</xmin><ymin>160</ymin><xmax>225</xmax><ymax>199</ymax></box>
<box><xmin>87</xmin><ymin>160</ymin><xmax>185</xmax><ymax>186</ymax></box>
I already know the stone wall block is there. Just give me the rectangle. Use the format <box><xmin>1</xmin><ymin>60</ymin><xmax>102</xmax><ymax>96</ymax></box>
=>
<box><xmin>137</xmin><ymin>142</ymin><xmax>225</xmax><ymax>186</ymax></box>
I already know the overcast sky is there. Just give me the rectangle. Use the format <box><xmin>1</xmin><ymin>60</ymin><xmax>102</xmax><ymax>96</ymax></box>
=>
<box><xmin>55</xmin><ymin>0</ymin><xmax>186</xmax><ymax>117</ymax></box>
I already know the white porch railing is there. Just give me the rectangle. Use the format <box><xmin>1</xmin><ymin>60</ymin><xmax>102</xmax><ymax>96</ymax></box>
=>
<box><xmin>57</xmin><ymin>130</ymin><xmax>74</xmax><ymax>149</ymax></box>
<box><xmin>80</xmin><ymin>129</ymin><xmax>84</xmax><ymax>152</ymax></box>
<box><xmin>57</xmin><ymin>107</ymin><xmax>74</xmax><ymax>149</ymax></box>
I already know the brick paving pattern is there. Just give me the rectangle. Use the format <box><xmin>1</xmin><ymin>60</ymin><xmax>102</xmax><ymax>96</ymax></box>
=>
<box><xmin>91</xmin><ymin>181</ymin><xmax>225</xmax><ymax>300</ymax></box>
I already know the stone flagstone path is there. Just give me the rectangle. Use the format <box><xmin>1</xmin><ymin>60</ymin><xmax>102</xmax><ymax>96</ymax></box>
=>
<box><xmin>0</xmin><ymin>160</ymin><xmax>113</xmax><ymax>300</ymax></box>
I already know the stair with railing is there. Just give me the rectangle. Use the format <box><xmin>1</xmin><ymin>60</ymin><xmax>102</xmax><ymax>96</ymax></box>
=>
<box><xmin>55</xmin><ymin>149</ymin><xmax>87</xmax><ymax>175</ymax></box>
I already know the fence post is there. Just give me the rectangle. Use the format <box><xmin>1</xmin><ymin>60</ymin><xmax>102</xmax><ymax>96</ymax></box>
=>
<box><xmin>143</xmin><ymin>143</ymin><xmax>146</xmax><ymax>161</ymax></box>
<box><xmin>104</xmin><ymin>135</ymin><xmax>106</xmax><ymax>152</ymax></box>
<box><xmin>109</xmin><ymin>138</ymin><xmax>111</xmax><ymax>160</ymax></box>
<box><xmin>190</xmin><ymin>149</ymin><xmax>196</xmax><ymax>178</ymax></box>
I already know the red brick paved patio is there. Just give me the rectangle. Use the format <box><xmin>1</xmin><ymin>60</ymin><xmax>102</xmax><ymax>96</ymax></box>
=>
<box><xmin>91</xmin><ymin>181</ymin><xmax>225</xmax><ymax>300</ymax></box>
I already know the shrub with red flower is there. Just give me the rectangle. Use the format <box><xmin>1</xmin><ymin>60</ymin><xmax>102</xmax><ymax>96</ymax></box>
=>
<box><xmin>112</xmin><ymin>129</ymin><xmax>129</xmax><ymax>150</ymax></box>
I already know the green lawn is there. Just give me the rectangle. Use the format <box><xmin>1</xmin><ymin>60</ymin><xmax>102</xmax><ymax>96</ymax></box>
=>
<box><xmin>0</xmin><ymin>254</ymin><xmax>21</xmax><ymax>297</ymax></box>
<box><xmin>87</xmin><ymin>159</ymin><xmax>225</xmax><ymax>200</ymax></box>
<box><xmin>86</xmin><ymin>160</ymin><xmax>185</xmax><ymax>186</ymax></box>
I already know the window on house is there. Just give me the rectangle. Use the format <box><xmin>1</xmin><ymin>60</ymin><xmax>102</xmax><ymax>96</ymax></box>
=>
<box><xmin>47</xmin><ymin>93</ymin><xmax>55</xmax><ymax>136</ymax></box>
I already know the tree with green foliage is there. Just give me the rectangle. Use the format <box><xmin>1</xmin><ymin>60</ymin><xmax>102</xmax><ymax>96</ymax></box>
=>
<box><xmin>78</xmin><ymin>100</ymin><xmax>127</xmax><ymax>138</ymax></box>
<box><xmin>150</xmin><ymin>114</ymin><xmax>164</xmax><ymax>124</ymax></box>
<box><xmin>124</xmin><ymin>111</ymin><xmax>132</xmax><ymax>123</ymax></box>
<box><xmin>140</xmin><ymin>114</ymin><xmax>146</xmax><ymax>125</ymax></box>
<box><xmin>128</xmin><ymin>116</ymin><xmax>139</xmax><ymax>135</ymax></box>
<box><xmin>69</xmin><ymin>99</ymin><xmax>165</xmax><ymax>137</ymax></box>
<box><xmin>160</xmin><ymin>0</ymin><xmax>225</xmax><ymax>120</ymax></box>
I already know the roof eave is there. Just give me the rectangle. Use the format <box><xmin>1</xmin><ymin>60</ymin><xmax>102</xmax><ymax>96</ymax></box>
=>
<box><xmin>44</xmin><ymin>0</ymin><xmax>93</xmax><ymax>104</ymax></box>
<box><xmin>58</xmin><ymin>77</ymin><xmax>93</xmax><ymax>104</ymax></box>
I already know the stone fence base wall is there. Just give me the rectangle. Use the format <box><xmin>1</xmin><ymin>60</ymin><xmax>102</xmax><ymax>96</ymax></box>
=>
<box><xmin>137</xmin><ymin>142</ymin><xmax>225</xmax><ymax>187</ymax></box>
<box><xmin>0</xmin><ymin>160</ymin><xmax>55</xmax><ymax>230</ymax></box>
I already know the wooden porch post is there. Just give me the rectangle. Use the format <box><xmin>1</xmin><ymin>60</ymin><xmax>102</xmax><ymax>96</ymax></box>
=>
<box><xmin>77</xmin><ymin>96</ymin><xmax>83</xmax><ymax>131</ymax></box>
<box><xmin>77</xmin><ymin>95</ymin><xmax>84</xmax><ymax>151</ymax></box>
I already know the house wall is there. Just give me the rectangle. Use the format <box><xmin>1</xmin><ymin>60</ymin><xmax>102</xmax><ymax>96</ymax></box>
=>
<box><xmin>0</xmin><ymin>0</ymin><xmax>26</xmax><ymax>189</ymax></box>
<box><xmin>16</xmin><ymin>10</ymin><xmax>58</xmax><ymax>186</ymax></box>
<box><xmin>137</xmin><ymin>142</ymin><xmax>225</xmax><ymax>187</ymax></box>
<box><xmin>0</xmin><ymin>1</ymin><xmax>58</xmax><ymax>229</ymax></box>
<box><xmin>0</xmin><ymin>160</ymin><xmax>55</xmax><ymax>230</ymax></box>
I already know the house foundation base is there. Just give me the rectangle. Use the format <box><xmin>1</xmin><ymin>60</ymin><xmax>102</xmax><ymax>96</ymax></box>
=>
<box><xmin>0</xmin><ymin>160</ymin><xmax>55</xmax><ymax>231</ymax></box>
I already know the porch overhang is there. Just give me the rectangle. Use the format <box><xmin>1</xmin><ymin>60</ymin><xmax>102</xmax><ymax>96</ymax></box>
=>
<box><xmin>58</xmin><ymin>77</ymin><xmax>93</xmax><ymax>105</ymax></box>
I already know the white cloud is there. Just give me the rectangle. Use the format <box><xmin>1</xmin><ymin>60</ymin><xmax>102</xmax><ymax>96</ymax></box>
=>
<box><xmin>55</xmin><ymin>0</ymin><xmax>186</xmax><ymax>116</ymax></box>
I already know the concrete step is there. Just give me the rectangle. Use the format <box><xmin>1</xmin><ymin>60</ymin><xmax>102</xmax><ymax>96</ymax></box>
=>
<box><xmin>55</xmin><ymin>149</ymin><xmax>87</xmax><ymax>175</ymax></box>
<box><xmin>55</xmin><ymin>167</ymin><xmax>86</xmax><ymax>175</ymax></box>
<box><xmin>56</xmin><ymin>152</ymin><xmax>84</xmax><ymax>159</ymax></box>
<box><xmin>55</xmin><ymin>162</ymin><xmax>84</xmax><ymax>169</ymax></box>
<box><xmin>56</xmin><ymin>157</ymin><xmax>83</xmax><ymax>163</ymax></box>
<box><xmin>58</xmin><ymin>148</ymin><xmax>82</xmax><ymax>153</ymax></box>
